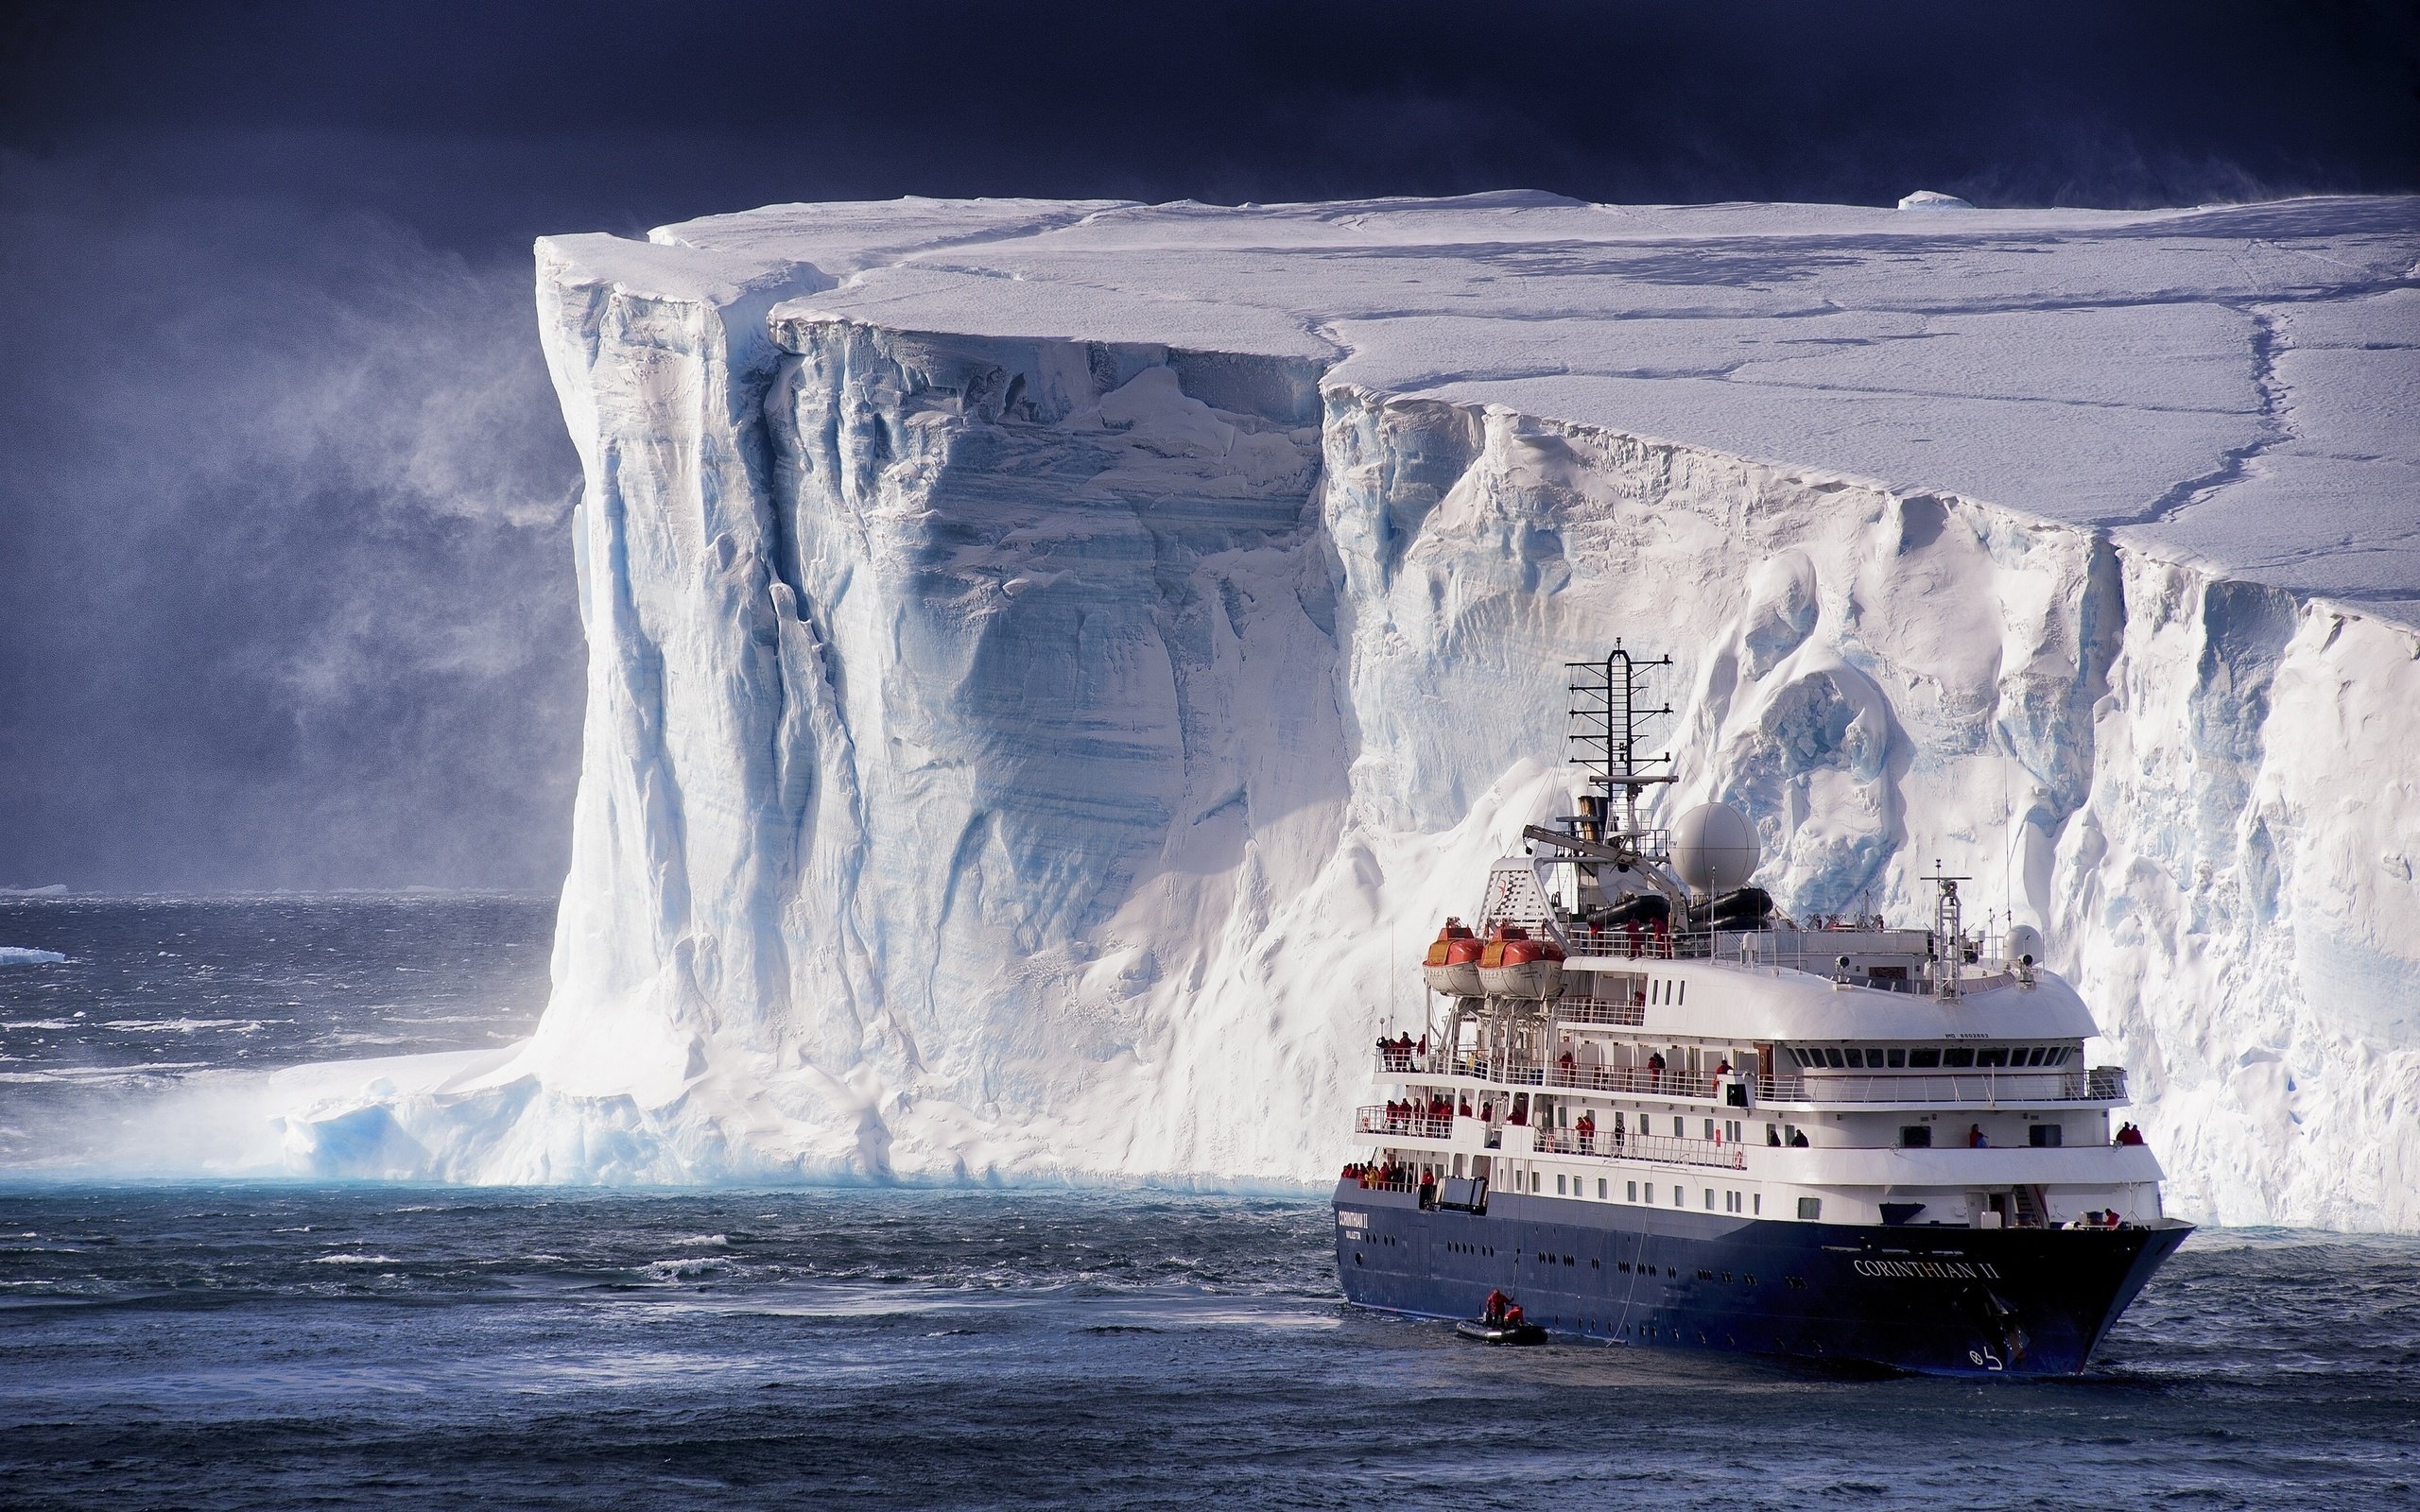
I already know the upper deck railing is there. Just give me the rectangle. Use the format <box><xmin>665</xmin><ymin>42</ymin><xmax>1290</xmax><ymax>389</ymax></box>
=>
<box><xmin>1557</xmin><ymin>924</ymin><xmax>2016</xmax><ymax>996</ymax></box>
<box><xmin>1374</xmin><ymin>1052</ymin><xmax>2129</xmax><ymax>1106</ymax></box>
<box><xmin>1756</xmin><ymin>1067</ymin><xmax>2127</xmax><ymax>1105</ymax></box>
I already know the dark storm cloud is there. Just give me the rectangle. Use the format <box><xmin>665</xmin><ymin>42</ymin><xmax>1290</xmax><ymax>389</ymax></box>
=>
<box><xmin>0</xmin><ymin>1</ymin><xmax>2413</xmax><ymax>890</ymax></box>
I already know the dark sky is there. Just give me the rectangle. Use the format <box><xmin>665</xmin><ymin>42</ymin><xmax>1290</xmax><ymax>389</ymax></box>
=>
<box><xmin>3</xmin><ymin>1</ymin><xmax>2415</xmax><ymax>892</ymax></box>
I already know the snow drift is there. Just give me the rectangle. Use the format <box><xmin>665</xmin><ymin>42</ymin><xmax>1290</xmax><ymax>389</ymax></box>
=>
<box><xmin>273</xmin><ymin>194</ymin><xmax>2420</xmax><ymax>1229</ymax></box>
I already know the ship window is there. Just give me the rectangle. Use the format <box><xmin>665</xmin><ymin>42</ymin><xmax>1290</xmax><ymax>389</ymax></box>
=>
<box><xmin>1673</xmin><ymin>1117</ymin><xmax>1685</xmax><ymax>1138</ymax></box>
<box><xmin>1943</xmin><ymin>1048</ymin><xmax>1974</xmax><ymax>1068</ymax></box>
<box><xmin>1703</xmin><ymin>1119</ymin><xmax>1716</xmax><ymax>1141</ymax></box>
<box><xmin>1557</xmin><ymin>1174</ymin><xmax>1566</xmax><ymax>1194</ymax></box>
<box><xmin>1899</xmin><ymin>1125</ymin><xmax>1931</xmax><ymax>1148</ymax></box>
<box><xmin>1753</xmin><ymin>1194</ymin><xmax>1761</xmax><ymax>1215</ymax></box>
<box><xmin>1531</xmin><ymin>1171</ymin><xmax>1542</xmax><ymax>1193</ymax></box>
<box><xmin>2030</xmin><ymin>1125</ymin><xmax>2064</xmax><ymax>1147</ymax></box>
<box><xmin>1672</xmin><ymin>1186</ymin><xmax>1684</xmax><ymax>1207</ymax></box>
<box><xmin>1866</xmin><ymin>1048</ymin><xmax>1885</xmax><ymax>1065</ymax></box>
<box><xmin>1843</xmin><ymin>1048</ymin><xmax>1864</xmax><ymax>1069</ymax></box>
<box><xmin>1640</xmin><ymin>1182</ymin><xmax>1651</xmax><ymax>1204</ymax></box>
<box><xmin>1977</xmin><ymin>1047</ymin><xmax>2009</xmax><ymax>1068</ymax></box>
<box><xmin>1908</xmin><ymin>1048</ymin><xmax>1942</xmax><ymax>1069</ymax></box>
<box><xmin>1797</xmin><ymin>1197</ymin><xmax>1823</xmax><ymax>1221</ymax></box>
<box><xmin>1703</xmin><ymin>1189</ymin><xmax>1716</xmax><ymax>1210</ymax></box>
<box><xmin>1824</xmin><ymin>1048</ymin><xmax>1846</xmax><ymax>1069</ymax></box>
<box><xmin>1598</xmin><ymin>1178</ymin><xmax>1607</xmax><ymax>1198</ymax></box>
<box><xmin>1886</xmin><ymin>1048</ymin><xmax>1907</xmax><ymax>1068</ymax></box>
<box><xmin>1619</xmin><ymin>1262</ymin><xmax>1632</xmax><ymax>1273</ymax></box>
<box><xmin>2028</xmin><ymin>1047</ymin><xmax>2049</xmax><ymax>1067</ymax></box>
<box><xmin>1628</xmin><ymin>1181</ymin><xmax>1639</xmax><ymax>1202</ymax></box>
<box><xmin>1678</xmin><ymin>983</ymin><xmax>1686</xmax><ymax>1005</ymax></box>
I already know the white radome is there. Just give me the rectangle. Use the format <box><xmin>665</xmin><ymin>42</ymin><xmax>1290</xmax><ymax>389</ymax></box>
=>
<box><xmin>2005</xmin><ymin>923</ymin><xmax>2048</xmax><ymax>966</ymax></box>
<box><xmin>1671</xmin><ymin>802</ymin><xmax>1761</xmax><ymax>893</ymax></box>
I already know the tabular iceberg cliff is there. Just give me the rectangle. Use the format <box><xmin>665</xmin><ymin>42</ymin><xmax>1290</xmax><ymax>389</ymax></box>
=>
<box><xmin>276</xmin><ymin>195</ymin><xmax>2420</xmax><ymax>1228</ymax></box>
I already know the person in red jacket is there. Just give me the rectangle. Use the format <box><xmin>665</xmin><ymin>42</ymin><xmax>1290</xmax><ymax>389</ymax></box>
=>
<box><xmin>1484</xmin><ymin>1288</ymin><xmax>1509</xmax><ymax>1324</ymax></box>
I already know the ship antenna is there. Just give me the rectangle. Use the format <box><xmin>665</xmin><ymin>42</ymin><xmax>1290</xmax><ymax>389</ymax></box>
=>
<box><xmin>1923</xmin><ymin>859</ymin><xmax>1971</xmax><ymax>1001</ymax></box>
<box><xmin>1566</xmin><ymin>640</ymin><xmax>1674</xmax><ymax>841</ymax></box>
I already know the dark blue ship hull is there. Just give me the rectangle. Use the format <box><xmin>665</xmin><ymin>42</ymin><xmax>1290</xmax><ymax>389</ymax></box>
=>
<box><xmin>1335</xmin><ymin>1181</ymin><xmax>2189</xmax><ymax>1376</ymax></box>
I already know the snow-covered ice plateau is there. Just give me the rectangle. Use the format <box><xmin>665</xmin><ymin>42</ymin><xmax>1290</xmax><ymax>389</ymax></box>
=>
<box><xmin>271</xmin><ymin>194</ymin><xmax>2420</xmax><ymax>1229</ymax></box>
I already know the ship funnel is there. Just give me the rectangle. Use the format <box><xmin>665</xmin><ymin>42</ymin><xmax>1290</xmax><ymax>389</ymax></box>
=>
<box><xmin>1671</xmin><ymin>802</ymin><xmax>1759</xmax><ymax>893</ymax></box>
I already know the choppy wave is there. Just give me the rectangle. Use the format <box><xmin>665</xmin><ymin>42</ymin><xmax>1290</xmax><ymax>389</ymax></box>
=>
<box><xmin>0</xmin><ymin>1187</ymin><xmax>2411</xmax><ymax>1509</ymax></box>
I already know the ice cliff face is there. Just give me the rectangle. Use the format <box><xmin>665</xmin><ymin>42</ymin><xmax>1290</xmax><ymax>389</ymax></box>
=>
<box><xmin>277</xmin><ymin>195</ymin><xmax>2420</xmax><ymax>1229</ymax></box>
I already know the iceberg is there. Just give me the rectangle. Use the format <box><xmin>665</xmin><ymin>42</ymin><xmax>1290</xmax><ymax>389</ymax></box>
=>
<box><xmin>274</xmin><ymin>193</ymin><xmax>2420</xmax><ymax>1229</ymax></box>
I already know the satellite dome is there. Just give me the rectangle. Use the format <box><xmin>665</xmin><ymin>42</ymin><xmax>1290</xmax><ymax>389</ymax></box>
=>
<box><xmin>1671</xmin><ymin>802</ymin><xmax>1760</xmax><ymax>893</ymax></box>
<box><xmin>2004</xmin><ymin>923</ymin><xmax>2047</xmax><ymax>966</ymax></box>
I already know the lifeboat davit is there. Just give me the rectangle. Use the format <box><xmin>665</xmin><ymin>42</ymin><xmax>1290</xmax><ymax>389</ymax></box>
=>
<box><xmin>1478</xmin><ymin>924</ymin><xmax>1566</xmax><ymax>999</ymax></box>
<box><xmin>1422</xmin><ymin>919</ymin><xmax>1482</xmax><ymax>997</ymax></box>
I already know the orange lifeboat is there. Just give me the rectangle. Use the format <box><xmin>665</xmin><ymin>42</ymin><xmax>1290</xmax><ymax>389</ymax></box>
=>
<box><xmin>1478</xmin><ymin>922</ymin><xmax>1567</xmax><ymax>999</ymax></box>
<box><xmin>1422</xmin><ymin>918</ymin><xmax>1482</xmax><ymax>997</ymax></box>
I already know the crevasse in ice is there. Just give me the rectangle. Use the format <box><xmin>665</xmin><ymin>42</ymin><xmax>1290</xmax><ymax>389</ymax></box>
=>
<box><xmin>272</xmin><ymin>195</ymin><xmax>2420</xmax><ymax>1229</ymax></box>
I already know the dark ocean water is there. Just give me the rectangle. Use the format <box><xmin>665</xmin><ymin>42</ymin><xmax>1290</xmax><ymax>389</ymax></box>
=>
<box><xmin>2</xmin><ymin>898</ymin><xmax>2416</xmax><ymax>1510</ymax></box>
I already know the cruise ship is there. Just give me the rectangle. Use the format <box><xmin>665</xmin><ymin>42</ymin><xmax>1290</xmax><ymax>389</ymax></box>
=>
<box><xmin>1334</xmin><ymin>647</ymin><xmax>2189</xmax><ymax>1375</ymax></box>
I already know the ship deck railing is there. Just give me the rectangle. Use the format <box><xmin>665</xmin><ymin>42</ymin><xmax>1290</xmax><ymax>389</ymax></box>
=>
<box><xmin>1530</xmin><ymin>1127</ymin><xmax>1745</xmax><ymax>1170</ymax></box>
<box><xmin>1353</xmin><ymin>1120</ymin><xmax>1747</xmax><ymax>1174</ymax></box>
<box><xmin>1547</xmin><ymin>1064</ymin><xmax>1722</xmax><ymax>1098</ymax></box>
<box><xmin>1557</xmin><ymin>924</ymin><xmax>2019</xmax><ymax>996</ymax></box>
<box><xmin>1374</xmin><ymin>1053</ymin><xmax>2128</xmax><ymax>1107</ymax></box>
<box><xmin>1377</xmin><ymin>1051</ymin><xmax>1727</xmax><ymax>1100</ymax></box>
<box><xmin>1758</xmin><ymin>1068</ymin><xmax>2128</xmax><ymax>1105</ymax></box>
<box><xmin>1354</xmin><ymin>1106</ymin><xmax>1455</xmax><ymax>1140</ymax></box>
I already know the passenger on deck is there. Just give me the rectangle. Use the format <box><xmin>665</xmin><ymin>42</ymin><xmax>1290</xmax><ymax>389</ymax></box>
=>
<box><xmin>1576</xmin><ymin>1112</ymin><xmax>1597</xmax><ymax>1153</ymax></box>
<box><xmin>1967</xmin><ymin>1124</ymin><xmax>1989</xmax><ymax>1148</ymax></box>
<box><xmin>1767</xmin><ymin>1125</ymin><xmax>1781</xmax><ymax>1146</ymax></box>
<box><xmin>1647</xmin><ymin>1052</ymin><xmax>1666</xmax><ymax>1089</ymax></box>
<box><xmin>1459</xmin><ymin>1096</ymin><xmax>1474</xmax><ymax>1118</ymax></box>
<box><xmin>2114</xmin><ymin>1123</ymin><xmax>2146</xmax><ymax>1146</ymax></box>
<box><xmin>1559</xmin><ymin>1050</ymin><xmax>1576</xmax><ymax>1074</ymax></box>
<box><xmin>1507</xmin><ymin>1102</ymin><xmax>1528</xmax><ymax>1126</ymax></box>
<box><xmin>1789</xmin><ymin>1128</ymin><xmax>1809</xmax><ymax>1147</ymax></box>
<box><xmin>1418</xmin><ymin>1171</ymin><xmax>1437</xmax><ymax>1209</ymax></box>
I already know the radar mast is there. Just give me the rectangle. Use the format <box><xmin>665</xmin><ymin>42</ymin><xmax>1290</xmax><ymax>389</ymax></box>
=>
<box><xmin>1567</xmin><ymin>642</ymin><xmax>1674</xmax><ymax>840</ymax></box>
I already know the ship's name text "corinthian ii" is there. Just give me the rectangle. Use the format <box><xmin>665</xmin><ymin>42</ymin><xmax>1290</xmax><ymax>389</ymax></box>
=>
<box><xmin>1851</xmin><ymin>1258</ymin><xmax>2007</xmax><ymax>1280</ymax></box>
